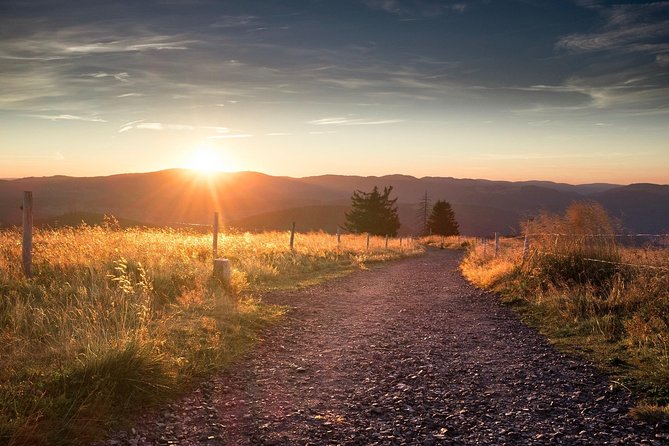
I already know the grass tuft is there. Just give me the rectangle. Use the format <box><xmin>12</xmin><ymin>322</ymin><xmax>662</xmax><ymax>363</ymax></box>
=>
<box><xmin>0</xmin><ymin>226</ymin><xmax>423</xmax><ymax>445</ymax></box>
<box><xmin>460</xmin><ymin>202</ymin><xmax>669</xmax><ymax>416</ymax></box>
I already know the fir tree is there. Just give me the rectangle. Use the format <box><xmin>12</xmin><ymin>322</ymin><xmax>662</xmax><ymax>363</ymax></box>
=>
<box><xmin>345</xmin><ymin>186</ymin><xmax>401</xmax><ymax>236</ymax></box>
<box><xmin>427</xmin><ymin>200</ymin><xmax>459</xmax><ymax>236</ymax></box>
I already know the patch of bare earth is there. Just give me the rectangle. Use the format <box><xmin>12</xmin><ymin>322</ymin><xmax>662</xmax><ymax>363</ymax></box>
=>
<box><xmin>99</xmin><ymin>249</ymin><xmax>664</xmax><ymax>445</ymax></box>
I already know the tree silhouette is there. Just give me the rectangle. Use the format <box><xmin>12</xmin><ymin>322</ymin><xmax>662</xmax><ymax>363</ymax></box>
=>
<box><xmin>345</xmin><ymin>186</ymin><xmax>400</xmax><ymax>236</ymax></box>
<box><xmin>416</xmin><ymin>191</ymin><xmax>431</xmax><ymax>236</ymax></box>
<box><xmin>427</xmin><ymin>200</ymin><xmax>459</xmax><ymax>236</ymax></box>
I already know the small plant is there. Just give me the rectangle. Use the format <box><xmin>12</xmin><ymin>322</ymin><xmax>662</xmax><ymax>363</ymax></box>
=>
<box><xmin>460</xmin><ymin>201</ymin><xmax>669</xmax><ymax>416</ymax></box>
<box><xmin>0</xmin><ymin>225</ymin><xmax>423</xmax><ymax>445</ymax></box>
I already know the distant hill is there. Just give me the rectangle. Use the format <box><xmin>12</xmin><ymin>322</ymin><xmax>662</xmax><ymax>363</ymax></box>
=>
<box><xmin>1</xmin><ymin>169</ymin><xmax>667</xmax><ymax>235</ymax></box>
<box><xmin>229</xmin><ymin>205</ymin><xmax>349</xmax><ymax>233</ymax></box>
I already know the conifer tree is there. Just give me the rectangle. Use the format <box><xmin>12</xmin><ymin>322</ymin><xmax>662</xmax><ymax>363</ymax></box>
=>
<box><xmin>427</xmin><ymin>200</ymin><xmax>459</xmax><ymax>236</ymax></box>
<box><xmin>416</xmin><ymin>191</ymin><xmax>431</xmax><ymax>236</ymax></box>
<box><xmin>345</xmin><ymin>186</ymin><xmax>401</xmax><ymax>236</ymax></box>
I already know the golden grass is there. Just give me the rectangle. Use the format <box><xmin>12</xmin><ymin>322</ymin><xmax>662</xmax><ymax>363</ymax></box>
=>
<box><xmin>460</xmin><ymin>203</ymin><xmax>669</xmax><ymax>422</ymax></box>
<box><xmin>0</xmin><ymin>225</ymin><xmax>423</xmax><ymax>445</ymax></box>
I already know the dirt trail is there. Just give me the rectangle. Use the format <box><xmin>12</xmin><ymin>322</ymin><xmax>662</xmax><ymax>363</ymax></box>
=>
<box><xmin>102</xmin><ymin>249</ymin><xmax>662</xmax><ymax>445</ymax></box>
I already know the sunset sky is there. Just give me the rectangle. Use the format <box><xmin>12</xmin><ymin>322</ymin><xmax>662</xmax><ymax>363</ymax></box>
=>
<box><xmin>1</xmin><ymin>0</ymin><xmax>668</xmax><ymax>184</ymax></box>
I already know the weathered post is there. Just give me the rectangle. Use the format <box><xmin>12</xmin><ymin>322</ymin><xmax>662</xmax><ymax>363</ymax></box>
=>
<box><xmin>366</xmin><ymin>233</ymin><xmax>370</xmax><ymax>250</ymax></box>
<box><xmin>400</xmin><ymin>236</ymin><xmax>403</xmax><ymax>248</ymax></box>
<box><xmin>482</xmin><ymin>237</ymin><xmax>487</xmax><ymax>257</ymax></box>
<box><xmin>522</xmin><ymin>234</ymin><xmax>529</xmax><ymax>262</ymax></box>
<box><xmin>494</xmin><ymin>232</ymin><xmax>499</xmax><ymax>257</ymax></box>
<box><xmin>213</xmin><ymin>258</ymin><xmax>231</xmax><ymax>284</ymax></box>
<box><xmin>385</xmin><ymin>234</ymin><xmax>389</xmax><ymax>249</ymax></box>
<box><xmin>337</xmin><ymin>227</ymin><xmax>341</xmax><ymax>245</ymax></box>
<box><xmin>290</xmin><ymin>221</ymin><xmax>296</xmax><ymax>251</ymax></box>
<box><xmin>22</xmin><ymin>191</ymin><xmax>33</xmax><ymax>278</ymax></box>
<box><xmin>212</xmin><ymin>212</ymin><xmax>219</xmax><ymax>258</ymax></box>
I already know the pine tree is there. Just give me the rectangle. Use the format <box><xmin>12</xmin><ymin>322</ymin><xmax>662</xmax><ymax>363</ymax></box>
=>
<box><xmin>416</xmin><ymin>191</ymin><xmax>431</xmax><ymax>236</ymax></box>
<box><xmin>345</xmin><ymin>186</ymin><xmax>401</xmax><ymax>236</ymax></box>
<box><xmin>427</xmin><ymin>200</ymin><xmax>459</xmax><ymax>236</ymax></box>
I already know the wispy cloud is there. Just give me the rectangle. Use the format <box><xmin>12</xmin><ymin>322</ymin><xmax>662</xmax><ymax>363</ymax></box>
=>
<box><xmin>116</xmin><ymin>92</ymin><xmax>143</xmax><ymax>98</ymax></box>
<box><xmin>83</xmin><ymin>72</ymin><xmax>130</xmax><ymax>82</ymax></box>
<box><xmin>1</xmin><ymin>29</ymin><xmax>195</xmax><ymax>62</ymax></box>
<box><xmin>62</xmin><ymin>37</ymin><xmax>193</xmax><ymax>55</ymax></box>
<box><xmin>266</xmin><ymin>132</ymin><xmax>291</xmax><ymax>136</ymax></box>
<box><xmin>558</xmin><ymin>3</ymin><xmax>669</xmax><ymax>55</ymax></box>
<box><xmin>308</xmin><ymin>117</ymin><xmax>403</xmax><ymax>126</ymax></box>
<box><xmin>362</xmin><ymin>0</ymin><xmax>465</xmax><ymax>18</ymax></box>
<box><xmin>476</xmin><ymin>151</ymin><xmax>633</xmax><ymax>161</ymax></box>
<box><xmin>119</xmin><ymin>121</ymin><xmax>229</xmax><ymax>133</ymax></box>
<box><xmin>26</xmin><ymin>114</ymin><xmax>107</xmax><ymax>122</ymax></box>
<box><xmin>0</xmin><ymin>151</ymin><xmax>64</xmax><ymax>161</ymax></box>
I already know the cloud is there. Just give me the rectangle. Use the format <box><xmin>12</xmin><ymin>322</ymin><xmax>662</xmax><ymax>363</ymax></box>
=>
<box><xmin>0</xmin><ymin>27</ymin><xmax>195</xmax><ymax>62</ymax></box>
<box><xmin>210</xmin><ymin>15</ymin><xmax>259</xmax><ymax>29</ymax></box>
<box><xmin>26</xmin><ymin>114</ymin><xmax>107</xmax><ymax>122</ymax></box>
<box><xmin>0</xmin><ymin>151</ymin><xmax>64</xmax><ymax>160</ymax></box>
<box><xmin>116</xmin><ymin>92</ymin><xmax>143</xmax><ymax>98</ymax></box>
<box><xmin>83</xmin><ymin>72</ymin><xmax>130</xmax><ymax>82</ymax></box>
<box><xmin>362</xmin><ymin>0</ymin><xmax>469</xmax><ymax>17</ymax></box>
<box><xmin>476</xmin><ymin>151</ymin><xmax>632</xmax><ymax>161</ymax></box>
<box><xmin>308</xmin><ymin>117</ymin><xmax>403</xmax><ymax>126</ymax></box>
<box><xmin>266</xmin><ymin>132</ymin><xmax>291</xmax><ymax>136</ymax></box>
<box><xmin>118</xmin><ymin>121</ymin><xmax>229</xmax><ymax>133</ymax></box>
<box><xmin>62</xmin><ymin>37</ymin><xmax>193</xmax><ymax>55</ymax></box>
<box><xmin>558</xmin><ymin>3</ymin><xmax>669</xmax><ymax>55</ymax></box>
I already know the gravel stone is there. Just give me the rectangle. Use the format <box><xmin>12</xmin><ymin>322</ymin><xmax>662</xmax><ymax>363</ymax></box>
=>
<box><xmin>96</xmin><ymin>249</ymin><xmax>662</xmax><ymax>445</ymax></box>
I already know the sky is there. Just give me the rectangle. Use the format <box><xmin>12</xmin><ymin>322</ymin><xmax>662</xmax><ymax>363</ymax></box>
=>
<box><xmin>1</xmin><ymin>0</ymin><xmax>668</xmax><ymax>184</ymax></box>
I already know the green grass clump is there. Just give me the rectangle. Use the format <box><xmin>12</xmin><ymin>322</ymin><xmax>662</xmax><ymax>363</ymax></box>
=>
<box><xmin>0</xmin><ymin>225</ymin><xmax>423</xmax><ymax>445</ymax></box>
<box><xmin>460</xmin><ymin>202</ymin><xmax>669</xmax><ymax>421</ymax></box>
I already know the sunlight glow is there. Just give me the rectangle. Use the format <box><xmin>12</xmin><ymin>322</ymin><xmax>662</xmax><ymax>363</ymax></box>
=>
<box><xmin>185</xmin><ymin>144</ymin><xmax>228</xmax><ymax>173</ymax></box>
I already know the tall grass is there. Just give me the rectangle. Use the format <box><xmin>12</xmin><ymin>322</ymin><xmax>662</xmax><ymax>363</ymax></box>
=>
<box><xmin>460</xmin><ymin>202</ymin><xmax>669</xmax><ymax>420</ymax></box>
<box><xmin>0</xmin><ymin>224</ymin><xmax>422</xmax><ymax>445</ymax></box>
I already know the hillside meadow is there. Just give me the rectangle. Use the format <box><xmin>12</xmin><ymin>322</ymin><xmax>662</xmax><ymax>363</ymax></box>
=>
<box><xmin>459</xmin><ymin>203</ymin><xmax>669</xmax><ymax>422</ymax></box>
<box><xmin>0</xmin><ymin>222</ymin><xmax>422</xmax><ymax>445</ymax></box>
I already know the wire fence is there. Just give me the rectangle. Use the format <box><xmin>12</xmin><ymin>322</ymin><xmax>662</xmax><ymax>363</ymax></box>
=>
<box><xmin>472</xmin><ymin>231</ymin><xmax>669</xmax><ymax>272</ymax></box>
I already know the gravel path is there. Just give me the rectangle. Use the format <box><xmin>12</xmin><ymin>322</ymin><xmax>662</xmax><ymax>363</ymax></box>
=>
<box><xmin>102</xmin><ymin>249</ymin><xmax>664</xmax><ymax>445</ymax></box>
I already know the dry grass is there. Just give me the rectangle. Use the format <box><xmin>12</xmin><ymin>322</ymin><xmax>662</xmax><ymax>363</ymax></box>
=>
<box><xmin>460</xmin><ymin>202</ymin><xmax>669</xmax><ymax>422</ymax></box>
<box><xmin>0</xmin><ymin>224</ymin><xmax>422</xmax><ymax>445</ymax></box>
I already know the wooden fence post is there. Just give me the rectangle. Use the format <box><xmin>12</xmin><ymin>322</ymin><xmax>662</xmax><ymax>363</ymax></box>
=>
<box><xmin>385</xmin><ymin>234</ymin><xmax>388</xmax><ymax>249</ymax></box>
<box><xmin>213</xmin><ymin>258</ymin><xmax>231</xmax><ymax>285</ymax></box>
<box><xmin>290</xmin><ymin>221</ymin><xmax>296</xmax><ymax>251</ymax></box>
<box><xmin>337</xmin><ymin>227</ymin><xmax>341</xmax><ymax>245</ymax></box>
<box><xmin>482</xmin><ymin>237</ymin><xmax>487</xmax><ymax>257</ymax></box>
<box><xmin>494</xmin><ymin>232</ymin><xmax>499</xmax><ymax>257</ymax></box>
<box><xmin>213</xmin><ymin>212</ymin><xmax>219</xmax><ymax>259</ymax></box>
<box><xmin>522</xmin><ymin>234</ymin><xmax>529</xmax><ymax>262</ymax></box>
<box><xmin>22</xmin><ymin>191</ymin><xmax>33</xmax><ymax>278</ymax></box>
<box><xmin>366</xmin><ymin>233</ymin><xmax>370</xmax><ymax>250</ymax></box>
<box><xmin>400</xmin><ymin>236</ymin><xmax>403</xmax><ymax>248</ymax></box>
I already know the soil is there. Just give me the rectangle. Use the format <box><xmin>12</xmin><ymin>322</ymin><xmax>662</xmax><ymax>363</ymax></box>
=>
<box><xmin>100</xmin><ymin>249</ymin><xmax>666</xmax><ymax>445</ymax></box>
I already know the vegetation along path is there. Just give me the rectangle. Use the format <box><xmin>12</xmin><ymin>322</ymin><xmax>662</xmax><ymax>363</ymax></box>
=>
<box><xmin>101</xmin><ymin>249</ymin><xmax>662</xmax><ymax>445</ymax></box>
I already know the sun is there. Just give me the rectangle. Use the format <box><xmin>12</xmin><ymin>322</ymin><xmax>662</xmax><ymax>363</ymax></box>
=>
<box><xmin>185</xmin><ymin>145</ymin><xmax>227</xmax><ymax>174</ymax></box>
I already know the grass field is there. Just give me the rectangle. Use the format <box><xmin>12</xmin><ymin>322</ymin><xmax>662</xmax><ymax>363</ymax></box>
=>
<box><xmin>0</xmin><ymin>221</ymin><xmax>423</xmax><ymax>445</ymax></box>
<box><xmin>459</xmin><ymin>203</ymin><xmax>669</xmax><ymax>423</ymax></box>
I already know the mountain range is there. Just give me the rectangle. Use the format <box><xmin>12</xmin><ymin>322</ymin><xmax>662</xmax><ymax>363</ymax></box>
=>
<box><xmin>1</xmin><ymin>169</ymin><xmax>667</xmax><ymax>236</ymax></box>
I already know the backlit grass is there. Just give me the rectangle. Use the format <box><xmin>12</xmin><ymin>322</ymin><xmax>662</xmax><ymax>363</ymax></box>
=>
<box><xmin>0</xmin><ymin>223</ymin><xmax>423</xmax><ymax>445</ymax></box>
<box><xmin>460</xmin><ymin>203</ymin><xmax>669</xmax><ymax>424</ymax></box>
